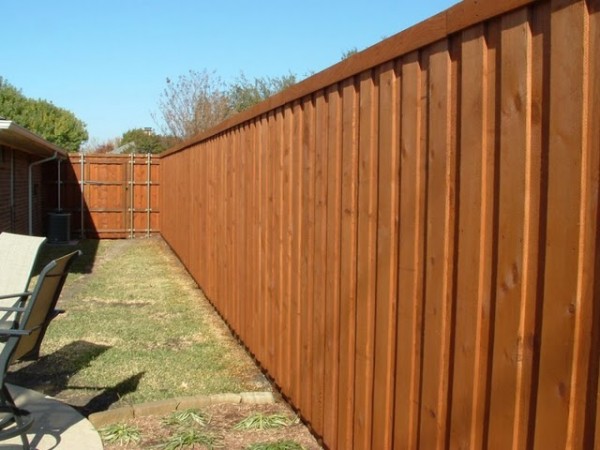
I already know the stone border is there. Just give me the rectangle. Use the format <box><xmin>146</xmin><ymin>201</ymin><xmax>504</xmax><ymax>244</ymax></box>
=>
<box><xmin>88</xmin><ymin>391</ymin><xmax>275</xmax><ymax>428</ymax></box>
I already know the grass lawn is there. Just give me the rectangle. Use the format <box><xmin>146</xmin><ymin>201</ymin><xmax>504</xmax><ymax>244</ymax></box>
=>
<box><xmin>7</xmin><ymin>237</ymin><xmax>271</xmax><ymax>415</ymax></box>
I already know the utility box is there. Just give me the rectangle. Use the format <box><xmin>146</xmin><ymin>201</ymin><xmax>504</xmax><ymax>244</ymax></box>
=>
<box><xmin>47</xmin><ymin>212</ymin><xmax>71</xmax><ymax>244</ymax></box>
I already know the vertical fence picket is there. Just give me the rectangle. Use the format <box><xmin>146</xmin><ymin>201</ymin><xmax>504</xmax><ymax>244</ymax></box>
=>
<box><xmin>393</xmin><ymin>51</ymin><xmax>426</xmax><ymax>450</ymax></box>
<box><xmin>322</xmin><ymin>83</ymin><xmax>342</xmax><ymax>450</ymax></box>
<box><xmin>371</xmin><ymin>60</ymin><xmax>400</xmax><ymax>450</ymax></box>
<box><xmin>353</xmin><ymin>69</ymin><xmax>379</xmax><ymax>450</ymax></box>
<box><xmin>337</xmin><ymin>77</ymin><xmax>359</xmax><ymax>450</ymax></box>
<box><xmin>449</xmin><ymin>23</ymin><xmax>495</xmax><ymax>450</ymax></box>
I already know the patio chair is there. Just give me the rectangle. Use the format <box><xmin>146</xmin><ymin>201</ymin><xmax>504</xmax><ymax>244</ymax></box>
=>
<box><xmin>0</xmin><ymin>250</ymin><xmax>81</xmax><ymax>449</ymax></box>
<box><xmin>0</xmin><ymin>232</ymin><xmax>47</xmax><ymax>299</ymax></box>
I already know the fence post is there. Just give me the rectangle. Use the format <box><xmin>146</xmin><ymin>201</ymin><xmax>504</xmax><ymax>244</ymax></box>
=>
<box><xmin>79</xmin><ymin>153</ymin><xmax>85</xmax><ymax>239</ymax></box>
<box><xmin>147</xmin><ymin>153</ymin><xmax>151</xmax><ymax>237</ymax></box>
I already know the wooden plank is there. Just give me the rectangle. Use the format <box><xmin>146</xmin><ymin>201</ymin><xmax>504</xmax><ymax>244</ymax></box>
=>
<box><xmin>266</xmin><ymin>110</ymin><xmax>278</xmax><ymax>376</ymax></box>
<box><xmin>197</xmin><ymin>146</ymin><xmax>206</xmax><ymax>295</ymax></box>
<box><xmin>234</xmin><ymin>128</ymin><xmax>243</xmax><ymax>332</ymax></box>
<box><xmin>311</xmin><ymin>91</ymin><xmax>328</xmax><ymax>436</ymax></box>
<box><xmin>274</xmin><ymin>109</ymin><xmax>284</xmax><ymax>383</ymax></box>
<box><xmin>187</xmin><ymin>150</ymin><xmax>196</xmax><ymax>275</ymax></box>
<box><xmin>300</xmin><ymin>98</ymin><xmax>315</xmax><ymax>417</ymax></box>
<box><xmin>587</xmin><ymin>1</ymin><xmax>600</xmax><ymax>446</ymax></box>
<box><xmin>230</xmin><ymin>133</ymin><xmax>237</xmax><ymax>323</ymax></box>
<box><xmin>449</xmin><ymin>22</ymin><xmax>496</xmax><ymax>450</ymax></box>
<box><xmin>257</xmin><ymin>116</ymin><xmax>268</xmax><ymax>364</ymax></box>
<box><xmin>393</xmin><ymin>50</ymin><xmax>426</xmax><ymax>450</ymax></box>
<box><xmin>216</xmin><ymin>137</ymin><xmax>225</xmax><ymax>312</ymax></box>
<box><xmin>418</xmin><ymin>39</ymin><xmax>455</xmax><ymax>450</ymax></box>
<box><xmin>322</xmin><ymin>83</ymin><xmax>342</xmax><ymax>450</ymax></box>
<box><xmin>281</xmin><ymin>105</ymin><xmax>293</xmax><ymax>395</ymax></box>
<box><xmin>534</xmin><ymin>0</ymin><xmax>590</xmax><ymax>447</ymax></box>
<box><xmin>238</xmin><ymin>127</ymin><xmax>246</xmax><ymax>345</ymax></box>
<box><xmin>487</xmin><ymin>8</ymin><xmax>540</xmax><ymax>449</ymax></box>
<box><xmin>290</xmin><ymin>100</ymin><xmax>304</xmax><ymax>405</ymax></box>
<box><xmin>353</xmin><ymin>69</ymin><xmax>378</xmax><ymax>450</ymax></box>
<box><xmin>371</xmin><ymin>60</ymin><xmax>400</xmax><ymax>450</ymax></box>
<box><xmin>337</xmin><ymin>77</ymin><xmax>359</xmax><ymax>449</ymax></box>
<box><xmin>249</xmin><ymin>121</ymin><xmax>260</xmax><ymax>353</ymax></box>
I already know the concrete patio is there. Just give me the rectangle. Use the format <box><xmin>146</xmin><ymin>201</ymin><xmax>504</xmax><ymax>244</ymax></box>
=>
<box><xmin>1</xmin><ymin>384</ymin><xmax>102</xmax><ymax>449</ymax></box>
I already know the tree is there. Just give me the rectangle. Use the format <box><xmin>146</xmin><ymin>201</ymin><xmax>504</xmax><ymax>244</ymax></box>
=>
<box><xmin>154</xmin><ymin>69</ymin><xmax>231</xmax><ymax>141</ymax></box>
<box><xmin>0</xmin><ymin>77</ymin><xmax>88</xmax><ymax>152</ymax></box>
<box><xmin>154</xmin><ymin>70</ymin><xmax>298</xmax><ymax>142</ymax></box>
<box><xmin>120</xmin><ymin>128</ymin><xmax>168</xmax><ymax>154</ymax></box>
<box><xmin>228</xmin><ymin>72</ymin><xmax>298</xmax><ymax>113</ymax></box>
<box><xmin>340</xmin><ymin>47</ymin><xmax>359</xmax><ymax>60</ymax></box>
<box><xmin>81</xmin><ymin>137</ymin><xmax>121</xmax><ymax>154</ymax></box>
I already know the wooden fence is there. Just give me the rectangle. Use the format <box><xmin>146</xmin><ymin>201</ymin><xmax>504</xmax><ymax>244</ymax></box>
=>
<box><xmin>160</xmin><ymin>0</ymin><xmax>600</xmax><ymax>448</ymax></box>
<box><xmin>42</xmin><ymin>154</ymin><xmax>161</xmax><ymax>239</ymax></box>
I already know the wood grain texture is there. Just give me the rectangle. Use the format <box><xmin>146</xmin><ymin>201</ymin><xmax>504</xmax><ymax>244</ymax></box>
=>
<box><xmin>156</xmin><ymin>1</ymin><xmax>600</xmax><ymax>448</ymax></box>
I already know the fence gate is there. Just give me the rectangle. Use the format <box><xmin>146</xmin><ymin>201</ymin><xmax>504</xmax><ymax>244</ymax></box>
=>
<box><xmin>43</xmin><ymin>153</ymin><xmax>160</xmax><ymax>239</ymax></box>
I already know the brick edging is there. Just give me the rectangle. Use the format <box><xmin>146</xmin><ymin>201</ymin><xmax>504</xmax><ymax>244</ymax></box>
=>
<box><xmin>88</xmin><ymin>391</ymin><xmax>275</xmax><ymax>428</ymax></box>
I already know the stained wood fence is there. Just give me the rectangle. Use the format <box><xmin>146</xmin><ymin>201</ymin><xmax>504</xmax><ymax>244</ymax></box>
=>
<box><xmin>42</xmin><ymin>154</ymin><xmax>160</xmax><ymax>239</ymax></box>
<box><xmin>160</xmin><ymin>0</ymin><xmax>600</xmax><ymax>448</ymax></box>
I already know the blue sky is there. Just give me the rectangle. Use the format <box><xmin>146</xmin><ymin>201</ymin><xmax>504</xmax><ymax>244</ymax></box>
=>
<box><xmin>1</xmin><ymin>0</ymin><xmax>458</xmax><ymax>145</ymax></box>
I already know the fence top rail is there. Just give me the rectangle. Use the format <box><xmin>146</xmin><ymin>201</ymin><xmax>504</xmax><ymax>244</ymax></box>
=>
<box><xmin>69</xmin><ymin>153</ymin><xmax>162</xmax><ymax>161</ymax></box>
<box><xmin>162</xmin><ymin>0</ymin><xmax>542</xmax><ymax>158</ymax></box>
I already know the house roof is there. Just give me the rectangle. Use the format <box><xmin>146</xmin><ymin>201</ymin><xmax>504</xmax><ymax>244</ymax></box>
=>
<box><xmin>0</xmin><ymin>120</ymin><xmax>68</xmax><ymax>158</ymax></box>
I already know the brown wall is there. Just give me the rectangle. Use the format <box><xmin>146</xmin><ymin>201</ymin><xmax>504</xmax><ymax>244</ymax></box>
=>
<box><xmin>160</xmin><ymin>0</ymin><xmax>600</xmax><ymax>448</ymax></box>
<box><xmin>0</xmin><ymin>146</ymin><xmax>44</xmax><ymax>236</ymax></box>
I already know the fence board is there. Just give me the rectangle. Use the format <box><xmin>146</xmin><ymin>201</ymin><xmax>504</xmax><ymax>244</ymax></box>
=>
<box><xmin>323</xmin><ymin>84</ymin><xmax>342</xmax><ymax>449</ymax></box>
<box><xmin>487</xmin><ymin>9</ymin><xmax>535</xmax><ymax>449</ymax></box>
<box><xmin>353</xmin><ymin>70</ymin><xmax>378</xmax><ymax>450</ymax></box>
<box><xmin>534</xmin><ymin>1</ymin><xmax>589</xmax><ymax>448</ymax></box>
<box><xmin>290</xmin><ymin>101</ymin><xmax>304</xmax><ymax>406</ymax></box>
<box><xmin>311</xmin><ymin>92</ymin><xmax>328</xmax><ymax>436</ymax></box>
<box><xmin>587</xmin><ymin>2</ymin><xmax>600</xmax><ymax>446</ymax></box>
<box><xmin>300</xmin><ymin>99</ymin><xmax>315</xmax><ymax>419</ymax></box>
<box><xmin>371</xmin><ymin>61</ymin><xmax>400</xmax><ymax>450</ymax></box>
<box><xmin>281</xmin><ymin>106</ymin><xmax>293</xmax><ymax>396</ymax></box>
<box><xmin>337</xmin><ymin>77</ymin><xmax>359</xmax><ymax>450</ymax></box>
<box><xmin>449</xmin><ymin>22</ymin><xmax>495</xmax><ymax>450</ymax></box>
<box><xmin>393</xmin><ymin>50</ymin><xmax>426</xmax><ymax>450</ymax></box>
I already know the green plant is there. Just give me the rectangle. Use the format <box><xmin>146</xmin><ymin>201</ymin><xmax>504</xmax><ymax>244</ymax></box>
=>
<box><xmin>234</xmin><ymin>413</ymin><xmax>294</xmax><ymax>430</ymax></box>
<box><xmin>162</xmin><ymin>408</ymin><xmax>211</xmax><ymax>427</ymax></box>
<box><xmin>245</xmin><ymin>440</ymin><xmax>306</xmax><ymax>450</ymax></box>
<box><xmin>160</xmin><ymin>429</ymin><xmax>223</xmax><ymax>450</ymax></box>
<box><xmin>99</xmin><ymin>423</ymin><xmax>142</xmax><ymax>445</ymax></box>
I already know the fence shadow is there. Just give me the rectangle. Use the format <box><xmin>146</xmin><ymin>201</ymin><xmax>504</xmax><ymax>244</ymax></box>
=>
<box><xmin>40</xmin><ymin>156</ymin><xmax>100</xmax><ymax>273</ymax></box>
<box><xmin>34</xmin><ymin>238</ymin><xmax>100</xmax><ymax>275</ymax></box>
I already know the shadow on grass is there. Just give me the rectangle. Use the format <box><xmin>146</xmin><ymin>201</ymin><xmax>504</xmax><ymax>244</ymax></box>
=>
<box><xmin>7</xmin><ymin>340</ymin><xmax>111</xmax><ymax>396</ymax></box>
<box><xmin>79</xmin><ymin>372</ymin><xmax>145</xmax><ymax>416</ymax></box>
<box><xmin>7</xmin><ymin>340</ymin><xmax>146</xmax><ymax>416</ymax></box>
<box><xmin>34</xmin><ymin>239</ymin><xmax>100</xmax><ymax>275</ymax></box>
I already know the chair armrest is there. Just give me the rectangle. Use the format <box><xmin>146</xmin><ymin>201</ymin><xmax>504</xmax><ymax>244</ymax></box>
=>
<box><xmin>0</xmin><ymin>306</ymin><xmax>26</xmax><ymax>313</ymax></box>
<box><xmin>0</xmin><ymin>326</ymin><xmax>40</xmax><ymax>337</ymax></box>
<box><xmin>0</xmin><ymin>291</ymin><xmax>32</xmax><ymax>301</ymax></box>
